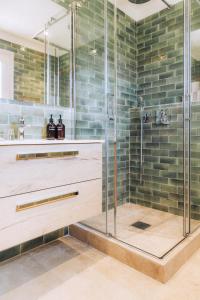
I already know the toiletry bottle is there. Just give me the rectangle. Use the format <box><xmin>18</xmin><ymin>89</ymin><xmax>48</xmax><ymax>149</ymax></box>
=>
<box><xmin>47</xmin><ymin>115</ymin><xmax>56</xmax><ymax>140</ymax></box>
<box><xmin>56</xmin><ymin>115</ymin><xmax>65</xmax><ymax>140</ymax></box>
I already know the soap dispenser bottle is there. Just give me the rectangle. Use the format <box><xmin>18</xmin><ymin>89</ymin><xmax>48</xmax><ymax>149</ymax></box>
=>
<box><xmin>47</xmin><ymin>114</ymin><xmax>56</xmax><ymax>140</ymax></box>
<box><xmin>56</xmin><ymin>115</ymin><xmax>65</xmax><ymax>140</ymax></box>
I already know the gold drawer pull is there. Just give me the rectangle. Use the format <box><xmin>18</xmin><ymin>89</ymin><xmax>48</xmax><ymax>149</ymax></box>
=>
<box><xmin>16</xmin><ymin>191</ymin><xmax>79</xmax><ymax>212</ymax></box>
<box><xmin>16</xmin><ymin>151</ymin><xmax>79</xmax><ymax>160</ymax></box>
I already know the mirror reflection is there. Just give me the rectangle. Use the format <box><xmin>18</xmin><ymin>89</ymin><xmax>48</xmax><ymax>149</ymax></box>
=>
<box><xmin>0</xmin><ymin>0</ymin><xmax>71</xmax><ymax>107</ymax></box>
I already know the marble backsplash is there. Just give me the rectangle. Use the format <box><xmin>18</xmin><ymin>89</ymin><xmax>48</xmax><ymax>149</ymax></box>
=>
<box><xmin>0</xmin><ymin>99</ymin><xmax>73</xmax><ymax>140</ymax></box>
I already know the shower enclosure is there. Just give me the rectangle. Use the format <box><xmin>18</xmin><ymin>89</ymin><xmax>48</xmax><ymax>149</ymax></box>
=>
<box><xmin>65</xmin><ymin>0</ymin><xmax>200</xmax><ymax>258</ymax></box>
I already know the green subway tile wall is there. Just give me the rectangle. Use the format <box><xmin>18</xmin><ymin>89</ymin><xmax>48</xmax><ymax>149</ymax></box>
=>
<box><xmin>0</xmin><ymin>99</ymin><xmax>72</xmax><ymax>140</ymax></box>
<box><xmin>130</xmin><ymin>104</ymin><xmax>184</xmax><ymax>216</ymax></box>
<box><xmin>54</xmin><ymin>0</ymin><xmax>200</xmax><ymax>219</ymax></box>
<box><xmin>192</xmin><ymin>58</ymin><xmax>200</xmax><ymax>82</ymax></box>
<box><xmin>130</xmin><ymin>3</ymin><xmax>185</xmax><ymax>216</ymax></box>
<box><xmin>74</xmin><ymin>0</ymin><xmax>137</xmax><ymax>209</ymax></box>
<box><xmin>0</xmin><ymin>227</ymin><xmax>69</xmax><ymax>263</ymax></box>
<box><xmin>136</xmin><ymin>2</ymin><xmax>184</xmax><ymax>106</ymax></box>
<box><xmin>130</xmin><ymin>1</ymin><xmax>200</xmax><ymax>218</ymax></box>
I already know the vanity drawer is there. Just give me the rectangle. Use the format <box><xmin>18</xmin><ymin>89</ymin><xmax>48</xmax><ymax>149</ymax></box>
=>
<box><xmin>0</xmin><ymin>143</ymin><xmax>102</xmax><ymax>198</ymax></box>
<box><xmin>0</xmin><ymin>179</ymin><xmax>102</xmax><ymax>251</ymax></box>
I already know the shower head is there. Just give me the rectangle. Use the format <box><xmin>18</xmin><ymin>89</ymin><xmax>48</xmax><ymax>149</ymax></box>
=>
<box><xmin>128</xmin><ymin>0</ymin><xmax>151</xmax><ymax>4</ymax></box>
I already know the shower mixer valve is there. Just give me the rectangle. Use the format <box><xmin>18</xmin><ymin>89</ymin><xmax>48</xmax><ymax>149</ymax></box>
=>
<box><xmin>156</xmin><ymin>109</ymin><xmax>170</xmax><ymax>125</ymax></box>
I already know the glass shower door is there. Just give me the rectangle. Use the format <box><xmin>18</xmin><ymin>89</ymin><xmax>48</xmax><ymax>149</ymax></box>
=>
<box><xmin>112</xmin><ymin>0</ymin><xmax>186</xmax><ymax>258</ymax></box>
<box><xmin>74</xmin><ymin>0</ymin><xmax>110</xmax><ymax>234</ymax></box>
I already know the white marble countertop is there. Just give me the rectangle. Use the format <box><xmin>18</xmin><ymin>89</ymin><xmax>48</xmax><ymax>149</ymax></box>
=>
<box><xmin>0</xmin><ymin>139</ymin><xmax>104</xmax><ymax>146</ymax></box>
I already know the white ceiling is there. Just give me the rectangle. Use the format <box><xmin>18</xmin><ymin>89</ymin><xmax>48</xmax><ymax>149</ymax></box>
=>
<box><xmin>0</xmin><ymin>0</ymin><xmax>65</xmax><ymax>40</ymax></box>
<box><xmin>110</xmin><ymin>0</ymin><xmax>165</xmax><ymax>22</ymax></box>
<box><xmin>109</xmin><ymin>0</ymin><xmax>182</xmax><ymax>22</ymax></box>
<box><xmin>0</xmin><ymin>0</ymin><xmax>195</xmax><ymax>56</ymax></box>
<box><xmin>0</xmin><ymin>0</ymin><xmax>69</xmax><ymax>53</ymax></box>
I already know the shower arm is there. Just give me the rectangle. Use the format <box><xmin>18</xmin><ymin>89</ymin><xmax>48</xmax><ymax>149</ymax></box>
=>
<box><xmin>160</xmin><ymin>0</ymin><xmax>172</xmax><ymax>9</ymax></box>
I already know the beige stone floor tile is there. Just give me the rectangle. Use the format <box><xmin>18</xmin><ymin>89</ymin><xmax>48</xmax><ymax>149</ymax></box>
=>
<box><xmin>1</xmin><ymin>236</ymin><xmax>200</xmax><ymax>300</ymax></box>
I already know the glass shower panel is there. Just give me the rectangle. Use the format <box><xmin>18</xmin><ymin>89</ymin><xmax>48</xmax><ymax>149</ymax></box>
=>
<box><xmin>74</xmin><ymin>0</ymin><xmax>109</xmax><ymax>234</ymax></box>
<box><xmin>190</xmin><ymin>0</ymin><xmax>200</xmax><ymax>232</ymax></box>
<box><xmin>109</xmin><ymin>0</ymin><xmax>138</xmax><ymax>238</ymax></box>
<box><xmin>114</xmin><ymin>0</ymin><xmax>185</xmax><ymax>257</ymax></box>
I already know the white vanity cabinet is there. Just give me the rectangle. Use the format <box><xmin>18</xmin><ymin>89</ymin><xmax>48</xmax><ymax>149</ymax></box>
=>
<box><xmin>0</xmin><ymin>140</ymin><xmax>103</xmax><ymax>251</ymax></box>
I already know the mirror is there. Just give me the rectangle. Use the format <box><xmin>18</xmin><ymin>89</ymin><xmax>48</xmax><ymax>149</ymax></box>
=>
<box><xmin>0</xmin><ymin>0</ymin><xmax>71</xmax><ymax>107</ymax></box>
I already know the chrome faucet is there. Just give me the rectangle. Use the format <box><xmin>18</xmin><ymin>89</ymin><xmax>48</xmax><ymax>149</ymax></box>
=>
<box><xmin>18</xmin><ymin>116</ymin><xmax>25</xmax><ymax>140</ymax></box>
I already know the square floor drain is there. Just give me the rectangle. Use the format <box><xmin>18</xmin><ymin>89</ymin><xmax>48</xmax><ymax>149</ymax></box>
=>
<box><xmin>131</xmin><ymin>221</ymin><xmax>151</xmax><ymax>230</ymax></box>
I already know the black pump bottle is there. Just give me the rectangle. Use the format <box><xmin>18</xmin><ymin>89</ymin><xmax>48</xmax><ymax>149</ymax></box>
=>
<box><xmin>56</xmin><ymin>115</ymin><xmax>65</xmax><ymax>140</ymax></box>
<box><xmin>47</xmin><ymin>115</ymin><xmax>56</xmax><ymax>140</ymax></box>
